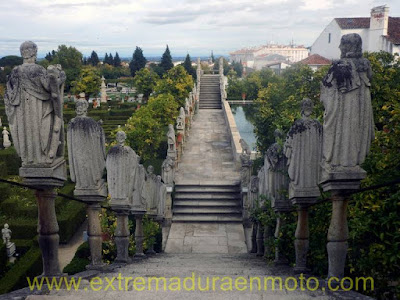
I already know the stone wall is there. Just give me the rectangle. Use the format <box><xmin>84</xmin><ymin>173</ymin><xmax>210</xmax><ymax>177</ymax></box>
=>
<box><xmin>222</xmin><ymin>100</ymin><xmax>242</xmax><ymax>167</ymax></box>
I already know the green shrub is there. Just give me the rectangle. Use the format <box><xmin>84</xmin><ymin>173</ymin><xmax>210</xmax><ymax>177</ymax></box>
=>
<box><xmin>0</xmin><ymin>147</ymin><xmax>21</xmax><ymax>175</ymax></box>
<box><xmin>58</xmin><ymin>200</ymin><xmax>86</xmax><ymax>244</ymax></box>
<box><xmin>0</xmin><ymin>245</ymin><xmax>42</xmax><ymax>294</ymax></box>
<box><xmin>63</xmin><ymin>242</ymin><xmax>90</xmax><ymax>275</ymax></box>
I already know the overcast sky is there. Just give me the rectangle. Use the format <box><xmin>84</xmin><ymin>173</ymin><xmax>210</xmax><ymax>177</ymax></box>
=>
<box><xmin>0</xmin><ymin>0</ymin><xmax>399</xmax><ymax>58</ymax></box>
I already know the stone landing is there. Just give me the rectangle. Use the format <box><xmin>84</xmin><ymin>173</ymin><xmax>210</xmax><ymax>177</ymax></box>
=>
<box><xmin>165</xmin><ymin>223</ymin><xmax>247</xmax><ymax>254</ymax></box>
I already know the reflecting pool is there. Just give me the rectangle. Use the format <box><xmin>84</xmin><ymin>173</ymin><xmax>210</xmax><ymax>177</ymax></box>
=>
<box><xmin>230</xmin><ymin>104</ymin><xmax>257</xmax><ymax>151</ymax></box>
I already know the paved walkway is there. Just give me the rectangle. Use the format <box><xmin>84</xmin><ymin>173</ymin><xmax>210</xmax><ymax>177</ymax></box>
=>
<box><xmin>175</xmin><ymin>109</ymin><xmax>240</xmax><ymax>185</ymax></box>
<box><xmin>165</xmin><ymin>223</ymin><xmax>247</xmax><ymax>254</ymax></box>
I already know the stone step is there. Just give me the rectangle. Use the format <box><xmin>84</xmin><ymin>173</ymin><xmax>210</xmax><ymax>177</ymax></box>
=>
<box><xmin>175</xmin><ymin>193</ymin><xmax>240</xmax><ymax>200</ymax></box>
<box><xmin>175</xmin><ymin>185</ymin><xmax>241</xmax><ymax>193</ymax></box>
<box><xmin>172</xmin><ymin>213</ymin><xmax>242</xmax><ymax>222</ymax></box>
<box><xmin>199</xmin><ymin>106</ymin><xmax>222</xmax><ymax>109</ymax></box>
<box><xmin>173</xmin><ymin>207</ymin><xmax>242</xmax><ymax>214</ymax></box>
<box><xmin>174</xmin><ymin>199</ymin><xmax>241</xmax><ymax>207</ymax></box>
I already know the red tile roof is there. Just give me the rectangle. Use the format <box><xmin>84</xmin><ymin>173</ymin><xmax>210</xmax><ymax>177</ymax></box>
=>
<box><xmin>335</xmin><ymin>17</ymin><xmax>370</xmax><ymax>29</ymax></box>
<box><xmin>299</xmin><ymin>54</ymin><xmax>331</xmax><ymax>65</ymax></box>
<box><xmin>388</xmin><ymin>17</ymin><xmax>400</xmax><ymax>44</ymax></box>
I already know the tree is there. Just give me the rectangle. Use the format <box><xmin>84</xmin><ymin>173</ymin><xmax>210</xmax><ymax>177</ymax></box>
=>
<box><xmin>133</xmin><ymin>68</ymin><xmax>159</xmax><ymax>99</ymax></box>
<box><xmin>129</xmin><ymin>46</ymin><xmax>147</xmax><ymax>77</ymax></box>
<box><xmin>182</xmin><ymin>54</ymin><xmax>196</xmax><ymax>79</ymax></box>
<box><xmin>0</xmin><ymin>55</ymin><xmax>23</xmax><ymax>67</ymax></box>
<box><xmin>114</xmin><ymin>52</ymin><xmax>121</xmax><ymax>67</ymax></box>
<box><xmin>148</xmin><ymin>62</ymin><xmax>164</xmax><ymax>77</ymax></box>
<box><xmin>71</xmin><ymin>66</ymin><xmax>101</xmax><ymax>97</ymax></box>
<box><xmin>104</xmin><ymin>53</ymin><xmax>109</xmax><ymax>64</ymax></box>
<box><xmin>232</xmin><ymin>61</ymin><xmax>243</xmax><ymax>77</ymax></box>
<box><xmin>160</xmin><ymin>45</ymin><xmax>173</xmax><ymax>74</ymax></box>
<box><xmin>51</xmin><ymin>45</ymin><xmax>83</xmax><ymax>91</ymax></box>
<box><xmin>213</xmin><ymin>57</ymin><xmax>230</xmax><ymax>75</ymax></box>
<box><xmin>211</xmin><ymin>50</ymin><xmax>215</xmax><ymax>63</ymax></box>
<box><xmin>154</xmin><ymin>65</ymin><xmax>193</xmax><ymax>107</ymax></box>
<box><xmin>88</xmin><ymin>50</ymin><xmax>100</xmax><ymax>66</ymax></box>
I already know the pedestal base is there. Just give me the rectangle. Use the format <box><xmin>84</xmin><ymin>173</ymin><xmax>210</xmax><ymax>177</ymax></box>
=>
<box><xmin>327</xmin><ymin>241</ymin><xmax>348</xmax><ymax>279</ymax></box>
<box><xmin>20</xmin><ymin>159</ymin><xmax>67</xmax><ymax>188</ymax></box>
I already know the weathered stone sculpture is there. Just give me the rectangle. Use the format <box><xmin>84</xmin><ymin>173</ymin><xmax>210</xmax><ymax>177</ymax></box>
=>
<box><xmin>320</xmin><ymin>33</ymin><xmax>375</xmax><ymax>279</ymax></box>
<box><xmin>240</xmin><ymin>151</ymin><xmax>252</xmax><ymax>188</ymax></box>
<box><xmin>67</xmin><ymin>97</ymin><xmax>107</xmax><ymax>269</ymax></box>
<box><xmin>107</xmin><ymin>131</ymin><xmax>137</xmax><ymax>263</ymax></box>
<box><xmin>4</xmin><ymin>41</ymin><xmax>66</xmax><ymax>276</ymax></box>
<box><xmin>266</xmin><ymin>129</ymin><xmax>290</xmax><ymax>265</ymax></box>
<box><xmin>2</xmin><ymin>127</ymin><xmax>11</xmax><ymax>149</ymax></box>
<box><xmin>143</xmin><ymin>165</ymin><xmax>158</xmax><ymax>216</ymax></box>
<box><xmin>100</xmin><ymin>76</ymin><xmax>107</xmax><ymax>103</ymax></box>
<box><xmin>167</xmin><ymin>124</ymin><xmax>177</xmax><ymax>161</ymax></box>
<box><xmin>2</xmin><ymin>224</ymin><xmax>15</xmax><ymax>261</ymax></box>
<box><xmin>284</xmin><ymin>98</ymin><xmax>322</xmax><ymax>273</ymax></box>
<box><xmin>161</xmin><ymin>156</ymin><xmax>175</xmax><ymax>186</ymax></box>
<box><xmin>132</xmin><ymin>163</ymin><xmax>146</xmax><ymax>258</ymax></box>
<box><xmin>320</xmin><ymin>33</ymin><xmax>374</xmax><ymax>183</ymax></box>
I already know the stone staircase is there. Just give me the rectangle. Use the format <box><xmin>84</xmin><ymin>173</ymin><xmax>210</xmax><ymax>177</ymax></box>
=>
<box><xmin>199</xmin><ymin>74</ymin><xmax>222</xmax><ymax>109</ymax></box>
<box><xmin>172</xmin><ymin>184</ymin><xmax>242</xmax><ymax>223</ymax></box>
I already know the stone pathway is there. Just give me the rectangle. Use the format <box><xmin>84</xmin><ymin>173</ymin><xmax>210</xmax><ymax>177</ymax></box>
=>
<box><xmin>23</xmin><ymin>253</ymin><xmax>370</xmax><ymax>299</ymax></box>
<box><xmin>174</xmin><ymin>109</ymin><xmax>240</xmax><ymax>184</ymax></box>
<box><xmin>58</xmin><ymin>220</ymin><xmax>86</xmax><ymax>270</ymax></box>
<box><xmin>165</xmin><ymin>223</ymin><xmax>247</xmax><ymax>254</ymax></box>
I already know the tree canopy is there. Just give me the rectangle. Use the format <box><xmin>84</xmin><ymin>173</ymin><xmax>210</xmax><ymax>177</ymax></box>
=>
<box><xmin>182</xmin><ymin>54</ymin><xmax>196</xmax><ymax>80</ymax></box>
<box><xmin>71</xmin><ymin>66</ymin><xmax>101</xmax><ymax>97</ymax></box>
<box><xmin>133</xmin><ymin>68</ymin><xmax>159</xmax><ymax>99</ymax></box>
<box><xmin>129</xmin><ymin>46</ymin><xmax>147</xmax><ymax>77</ymax></box>
<box><xmin>114</xmin><ymin>52</ymin><xmax>121</xmax><ymax>67</ymax></box>
<box><xmin>160</xmin><ymin>45</ymin><xmax>173</xmax><ymax>74</ymax></box>
<box><xmin>88</xmin><ymin>51</ymin><xmax>100</xmax><ymax>66</ymax></box>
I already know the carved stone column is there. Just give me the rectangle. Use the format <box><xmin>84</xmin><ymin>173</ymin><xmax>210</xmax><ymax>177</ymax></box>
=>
<box><xmin>115</xmin><ymin>210</ymin><xmax>130</xmax><ymax>263</ymax></box>
<box><xmin>294</xmin><ymin>206</ymin><xmax>310</xmax><ymax>273</ymax></box>
<box><xmin>327</xmin><ymin>191</ymin><xmax>349</xmax><ymax>278</ymax></box>
<box><xmin>35</xmin><ymin>189</ymin><xmax>63</xmax><ymax>276</ymax></box>
<box><xmin>86</xmin><ymin>203</ymin><xmax>104</xmax><ymax>268</ymax></box>
<box><xmin>274</xmin><ymin>214</ymin><xmax>289</xmax><ymax>265</ymax></box>
<box><xmin>256</xmin><ymin>223</ymin><xmax>264</xmax><ymax>256</ymax></box>
<box><xmin>134</xmin><ymin>214</ymin><xmax>145</xmax><ymax>258</ymax></box>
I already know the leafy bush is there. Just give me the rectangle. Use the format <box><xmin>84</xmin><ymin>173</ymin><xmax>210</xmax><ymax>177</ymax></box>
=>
<box><xmin>0</xmin><ymin>147</ymin><xmax>21</xmax><ymax>175</ymax></box>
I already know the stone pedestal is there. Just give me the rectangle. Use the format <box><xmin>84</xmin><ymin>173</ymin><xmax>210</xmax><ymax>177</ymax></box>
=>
<box><xmin>256</xmin><ymin>223</ymin><xmax>264</xmax><ymax>257</ymax></box>
<box><xmin>321</xmin><ymin>171</ymin><xmax>364</xmax><ymax>279</ymax></box>
<box><xmin>134</xmin><ymin>214</ymin><xmax>145</xmax><ymax>258</ymax></box>
<box><xmin>274</xmin><ymin>214</ymin><xmax>289</xmax><ymax>266</ymax></box>
<box><xmin>327</xmin><ymin>191</ymin><xmax>349</xmax><ymax>279</ymax></box>
<box><xmin>294</xmin><ymin>206</ymin><xmax>310</xmax><ymax>274</ymax></box>
<box><xmin>36</xmin><ymin>189</ymin><xmax>63</xmax><ymax>276</ymax></box>
<box><xmin>114</xmin><ymin>210</ymin><xmax>130</xmax><ymax>264</ymax></box>
<box><xmin>250</xmin><ymin>223</ymin><xmax>257</xmax><ymax>254</ymax></box>
<box><xmin>263</xmin><ymin>225</ymin><xmax>271</xmax><ymax>258</ymax></box>
<box><xmin>74</xmin><ymin>184</ymin><xmax>107</xmax><ymax>269</ymax></box>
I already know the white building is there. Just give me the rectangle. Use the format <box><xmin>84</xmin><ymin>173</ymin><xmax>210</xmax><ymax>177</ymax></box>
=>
<box><xmin>230</xmin><ymin>44</ymin><xmax>309</xmax><ymax>68</ymax></box>
<box><xmin>311</xmin><ymin>5</ymin><xmax>400</xmax><ymax>59</ymax></box>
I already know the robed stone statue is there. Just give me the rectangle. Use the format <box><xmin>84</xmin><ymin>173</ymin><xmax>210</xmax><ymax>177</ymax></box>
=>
<box><xmin>320</xmin><ymin>33</ymin><xmax>374</xmax><ymax>178</ymax></box>
<box><xmin>67</xmin><ymin>96</ymin><xmax>106</xmax><ymax>190</ymax></box>
<box><xmin>4</xmin><ymin>41</ymin><xmax>66</xmax><ymax>166</ymax></box>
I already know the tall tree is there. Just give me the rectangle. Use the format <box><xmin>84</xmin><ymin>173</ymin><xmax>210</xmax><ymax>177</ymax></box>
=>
<box><xmin>129</xmin><ymin>46</ymin><xmax>147</xmax><ymax>77</ymax></box>
<box><xmin>211</xmin><ymin>50</ymin><xmax>215</xmax><ymax>63</ymax></box>
<box><xmin>114</xmin><ymin>52</ymin><xmax>121</xmax><ymax>67</ymax></box>
<box><xmin>108</xmin><ymin>53</ymin><xmax>114</xmax><ymax>66</ymax></box>
<box><xmin>88</xmin><ymin>50</ymin><xmax>99</xmax><ymax>66</ymax></box>
<box><xmin>160</xmin><ymin>45</ymin><xmax>173</xmax><ymax>74</ymax></box>
<box><xmin>104</xmin><ymin>53</ymin><xmax>109</xmax><ymax>64</ymax></box>
<box><xmin>51</xmin><ymin>45</ymin><xmax>83</xmax><ymax>91</ymax></box>
<box><xmin>182</xmin><ymin>54</ymin><xmax>196</xmax><ymax>79</ymax></box>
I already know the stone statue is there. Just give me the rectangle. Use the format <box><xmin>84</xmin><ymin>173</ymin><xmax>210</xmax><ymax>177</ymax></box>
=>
<box><xmin>106</xmin><ymin>131</ymin><xmax>138</xmax><ymax>209</ymax></box>
<box><xmin>2</xmin><ymin>224</ymin><xmax>11</xmax><ymax>246</ymax></box>
<box><xmin>4</xmin><ymin>41</ymin><xmax>66</xmax><ymax>166</ymax></box>
<box><xmin>157</xmin><ymin>176</ymin><xmax>167</xmax><ymax>217</ymax></box>
<box><xmin>284</xmin><ymin>99</ymin><xmax>323</xmax><ymax>199</ymax></box>
<box><xmin>2</xmin><ymin>127</ymin><xmax>11</xmax><ymax>149</ymax></box>
<box><xmin>67</xmin><ymin>97</ymin><xmax>106</xmax><ymax>190</ymax></box>
<box><xmin>239</xmin><ymin>138</ymin><xmax>251</xmax><ymax>156</ymax></box>
<box><xmin>320</xmin><ymin>33</ymin><xmax>374</xmax><ymax>177</ymax></box>
<box><xmin>240</xmin><ymin>151</ymin><xmax>252</xmax><ymax>188</ymax></box>
<box><xmin>101</xmin><ymin>76</ymin><xmax>107</xmax><ymax>103</ymax></box>
<box><xmin>167</xmin><ymin>124</ymin><xmax>176</xmax><ymax>159</ymax></box>
<box><xmin>132</xmin><ymin>164</ymin><xmax>147</xmax><ymax>212</ymax></box>
<box><xmin>257</xmin><ymin>167</ymin><xmax>266</xmax><ymax>199</ymax></box>
<box><xmin>0</xmin><ymin>118</ymin><xmax>2</xmax><ymax>127</ymax></box>
<box><xmin>161</xmin><ymin>156</ymin><xmax>175</xmax><ymax>185</ymax></box>
<box><xmin>266</xmin><ymin>129</ymin><xmax>290</xmax><ymax>211</ymax></box>
<box><xmin>249</xmin><ymin>175</ymin><xmax>260</xmax><ymax>210</ymax></box>
<box><xmin>142</xmin><ymin>165</ymin><xmax>157</xmax><ymax>214</ymax></box>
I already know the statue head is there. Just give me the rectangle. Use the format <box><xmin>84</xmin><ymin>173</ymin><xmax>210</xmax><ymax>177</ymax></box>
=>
<box><xmin>147</xmin><ymin>165</ymin><xmax>154</xmax><ymax>175</ymax></box>
<box><xmin>301</xmin><ymin>98</ymin><xmax>313</xmax><ymax>118</ymax></box>
<box><xmin>116</xmin><ymin>131</ymin><xmax>126</xmax><ymax>146</ymax></box>
<box><xmin>20</xmin><ymin>41</ymin><xmax>38</xmax><ymax>63</ymax></box>
<box><xmin>339</xmin><ymin>33</ymin><xmax>362</xmax><ymax>59</ymax></box>
<box><xmin>274</xmin><ymin>129</ymin><xmax>283</xmax><ymax>140</ymax></box>
<box><xmin>3</xmin><ymin>223</ymin><xmax>9</xmax><ymax>230</ymax></box>
<box><xmin>75</xmin><ymin>98</ymin><xmax>89</xmax><ymax>117</ymax></box>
